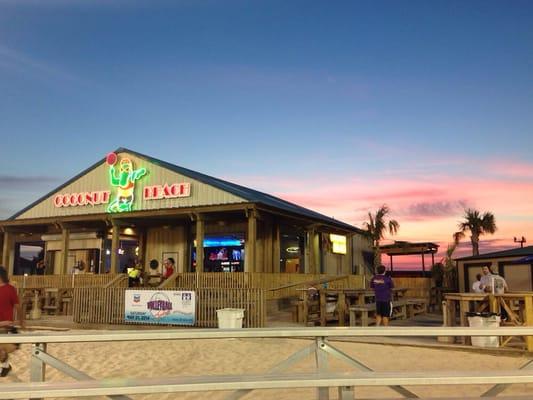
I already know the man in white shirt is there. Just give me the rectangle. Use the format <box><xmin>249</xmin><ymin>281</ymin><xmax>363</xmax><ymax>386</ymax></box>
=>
<box><xmin>479</xmin><ymin>266</ymin><xmax>508</xmax><ymax>294</ymax></box>
<box><xmin>472</xmin><ymin>274</ymin><xmax>484</xmax><ymax>293</ymax></box>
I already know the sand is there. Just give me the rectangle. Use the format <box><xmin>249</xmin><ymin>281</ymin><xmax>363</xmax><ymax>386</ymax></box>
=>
<box><xmin>2</xmin><ymin>332</ymin><xmax>533</xmax><ymax>399</ymax></box>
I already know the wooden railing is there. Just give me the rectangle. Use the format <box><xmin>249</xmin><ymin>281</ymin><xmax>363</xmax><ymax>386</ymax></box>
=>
<box><xmin>163</xmin><ymin>273</ymin><xmax>365</xmax><ymax>299</ymax></box>
<box><xmin>73</xmin><ymin>287</ymin><xmax>266</xmax><ymax>327</ymax></box>
<box><xmin>445</xmin><ymin>292</ymin><xmax>533</xmax><ymax>351</ymax></box>
<box><xmin>103</xmin><ymin>274</ymin><xmax>129</xmax><ymax>288</ymax></box>
<box><xmin>10</xmin><ymin>274</ymin><xmax>124</xmax><ymax>289</ymax></box>
<box><xmin>267</xmin><ymin>275</ymin><xmax>365</xmax><ymax>300</ymax></box>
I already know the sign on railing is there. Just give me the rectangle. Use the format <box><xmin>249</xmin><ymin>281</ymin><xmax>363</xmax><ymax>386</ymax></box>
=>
<box><xmin>124</xmin><ymin>289</ymin><xmax>195</xmax><ymax>325</ymax></box>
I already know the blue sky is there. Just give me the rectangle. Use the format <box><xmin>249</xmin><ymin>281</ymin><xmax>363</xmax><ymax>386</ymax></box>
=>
<box><xmin>1</xmin><ymin>0</ymin><xmax>532</xmax><ymax>259</ymax></box>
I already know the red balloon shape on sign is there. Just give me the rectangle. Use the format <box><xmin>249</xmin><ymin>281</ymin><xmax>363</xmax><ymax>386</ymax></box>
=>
<box><xmin>106</xmin><ymin>152</ymin><xmax>117</xmax><ymax>166</ymax></box>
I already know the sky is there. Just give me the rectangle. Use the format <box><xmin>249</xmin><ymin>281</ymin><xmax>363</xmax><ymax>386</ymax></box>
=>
<box><xmin>0</xmin><ymin>0</ymin><xmax>532</xmax><ymax>268</ymax></box>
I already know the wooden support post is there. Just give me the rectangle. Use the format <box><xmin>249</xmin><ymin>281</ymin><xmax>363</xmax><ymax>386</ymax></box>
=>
<box><xmin>308</xmin><ymin>230</ymin><xmax>315</xmax><ymax>274</ymax></box>
<box><xmin>195</xmin><ymin>216</ymin><xmax>204</xmax><ymax>273</ymax></box>
<box><xmin>110</xmin><ymin>222</ymin><xmax>120</xmax><ymax>274</ymax></box>
<box><xmin>389</xmin><ymin>255</ymin><xmax>393</xmax><ymax>273</ymax></box>
<box><xmin>524</xmin><ymin>295</ymin><xmax>533</xmax><ymax>352</ymax></box>
<box><xmin>489</xmin><ymin>295</ymin><xmax>499</xmax><ymax>314</ymax></box>
<box><xmin>60</xmin><ymin>227</ymin><xmax>70</xmax><ymax>275</ymax></box>
<box><xmin>246</xmin><ymin>210</ymin><xmax>257</xmax><ymax>273</ymax></box>
<box><xmin>138</xmin><ymin>228</ymin><xmax>146</xmax><ymax>270</ymax></box>
<box><xmin>422</xmin><ymin>252</ymin><xmax>425</xmax><ymax>272</ymax></box>
<box><xmin>459</xmin><ymin>300</ymin><xmax>470</xmax><ymax>344</ymax></box>
<box><xmin>338</xmin><ymin>292</ymin><xmax>346</xmax><ymax>326</ymax></box>
<box><xmin>272</xmin><ymin>223</ymin><xmax>280</xmax><ymax>273</ymax></box>
<box><xmin>2</xmin><ymin>231</ymin><xmax>10</xmax><ymax>272</ymax></box>
<box><xmin>446</xmin><ymin>299</ymin><xmax>454</xmax><ymax>326</ymax></box>
<box><xmin>320</xmin><ymin>290</ymin><xmax>327</xmax><ymax>326</ymax></box>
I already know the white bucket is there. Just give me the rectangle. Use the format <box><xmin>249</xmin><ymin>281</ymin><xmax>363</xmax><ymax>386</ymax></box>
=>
<box><xmin>216</xmin><ymin>308</ymin><xmax>245</xmax><ymax>329</ymax></box>
<box><xmin>468</xmin><ymin>315</ymin><xmax>501</xmax><ymax>348</ymax></box>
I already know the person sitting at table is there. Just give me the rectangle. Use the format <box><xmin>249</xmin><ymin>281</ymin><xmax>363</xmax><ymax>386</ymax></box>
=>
<box><xmin>370</xmin><ymin>265</ymin><xmax>394</xmax><ymax>326</ymax></box>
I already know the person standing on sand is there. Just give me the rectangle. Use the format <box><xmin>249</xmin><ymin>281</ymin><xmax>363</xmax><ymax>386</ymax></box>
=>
<box><xmin>370</xmin><ymin>265</ymin><xmax>394</xmax><ymax>326</ymax></box>
<box><xmin>0</xmin><ymin>266</ymin><xmax>24</xmax><ymax>377</ymax></box>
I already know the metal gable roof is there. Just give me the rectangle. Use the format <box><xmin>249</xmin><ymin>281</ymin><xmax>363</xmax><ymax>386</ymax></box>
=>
<box><xmin>455</xmin><ymin>245</ymin><xmax>533</xmax><ymax>261</ymax></box>
<box><xmin>122</xmin><ymin>148</ymin><xmax>361</xmax><ymax>232</ymax></box>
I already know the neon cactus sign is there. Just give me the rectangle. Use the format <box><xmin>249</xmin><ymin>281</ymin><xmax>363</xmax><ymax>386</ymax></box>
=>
<box><xmin>52</xmin><ymin>152</ymin><xmax>192</xmax><ymax>211</ymax></box>
<box><xmin>106</xmin><ymin>152</ymin><xmax>147</xmax><ymax>213</ymax></box>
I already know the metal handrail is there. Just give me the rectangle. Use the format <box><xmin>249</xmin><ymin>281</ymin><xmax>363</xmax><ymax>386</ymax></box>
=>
<box><xmin>2</xmin><ymin>326</ymin><xmax>533</xmax><ymax>400</ymax></box>
<box><xmin>267</xmin><ymin>275</ymin><xmax>349</xmax><ymax>291</ymax></box>
<box><xmin>2</xmin><ymin>326</ymin><xmax>533</xmax><ymax>344</ymax></box>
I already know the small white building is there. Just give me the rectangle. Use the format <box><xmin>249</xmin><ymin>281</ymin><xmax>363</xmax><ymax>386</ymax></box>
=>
<box><xmin>456</xmin><ymin>246</ymin><xmax>533</xmax><ymax>292</ymax></box>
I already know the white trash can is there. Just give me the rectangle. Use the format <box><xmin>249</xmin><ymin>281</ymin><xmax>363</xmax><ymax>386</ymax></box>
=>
<box><xmin>216</xmin><ymin>308</ymin><xmax>245</xmax><ymax>329</ymax></box>
<box><xmin>468</xmin><ymin>313</ymin><xmax>500</xmax><ymax>348</ymax></box>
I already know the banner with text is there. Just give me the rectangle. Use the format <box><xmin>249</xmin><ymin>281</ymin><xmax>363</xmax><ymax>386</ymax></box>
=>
<box><xmin>124</xmin><ymin>290</ymin><xmax>195</xmax><ymax>325</ymax></box>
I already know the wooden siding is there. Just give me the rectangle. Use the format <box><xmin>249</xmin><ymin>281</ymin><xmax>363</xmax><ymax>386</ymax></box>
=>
<box><xmin>145</xmin><ymin>226</ymin><xmax>188</xmax><ymax>273</ymax></box>
<box><xmin>352</xmin><ymin>233</ymin><xmax>373</xmax><ymax>273</ymax></box>
<box><xmin>16</xmin><ymin>151</ymin><xmax>246</xmax><ymax>220</ymax></box>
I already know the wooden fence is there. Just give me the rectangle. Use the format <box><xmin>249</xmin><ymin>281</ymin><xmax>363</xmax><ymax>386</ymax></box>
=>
<box><xmin>393</xmin><ymin>277</ymin><xmax>432</xmax><ymax>302</ymax></box>
<box><xmin>73</xmin><ymin>287</ymin><xmax>266</xmax><ymax>328</ymax></box>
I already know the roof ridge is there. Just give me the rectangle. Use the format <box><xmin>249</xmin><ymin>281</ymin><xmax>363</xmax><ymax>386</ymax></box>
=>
<box><xmin>7</xmin><ymin>147</ymin><xmax>362</xmax><ymax>232</ymax></box>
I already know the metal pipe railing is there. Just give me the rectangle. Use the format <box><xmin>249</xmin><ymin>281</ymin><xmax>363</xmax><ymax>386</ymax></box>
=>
<box><xmin>2</xmin><ymin>326</ymin><xmax>533</xmax><ymax>344</ymax></box>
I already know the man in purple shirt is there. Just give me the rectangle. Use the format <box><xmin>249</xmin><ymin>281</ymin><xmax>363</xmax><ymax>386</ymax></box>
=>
<box><xmin>370</xmin><ymin>265</ymin><xmax>394</xmax><ymax>326</ymax></box>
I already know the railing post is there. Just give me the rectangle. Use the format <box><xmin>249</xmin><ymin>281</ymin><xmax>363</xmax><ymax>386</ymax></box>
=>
<box><xmin>337</xmin><ymin>386</ymin><xmax>354</xmax><ymax>400</ymax></box>
<box><xmin>30</xmin><ymin>343</ymin><xmax>47</xmax><ymax>400</ymax></box>
<box><xmin>315</xmin><ymin>337</ymin><xmax>329</xmax><ymax>400</ymax></box>
<box><xmin>524</xmin><ymin>295</ymin><xmax>533</xmax><ymax>352</ymax></box>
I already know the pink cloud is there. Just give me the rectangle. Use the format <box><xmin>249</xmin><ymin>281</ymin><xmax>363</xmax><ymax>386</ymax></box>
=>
<box><xmin>229</xmin><ymin>170</ymin><xmax>533</xmax><ymax>252</ymax></box>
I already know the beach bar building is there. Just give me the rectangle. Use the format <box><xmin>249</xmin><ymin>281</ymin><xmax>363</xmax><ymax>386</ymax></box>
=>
<box><xmin>0</xmin><ymin>148</ymin><xmax>370</xmax><ymax>280</ymax></box>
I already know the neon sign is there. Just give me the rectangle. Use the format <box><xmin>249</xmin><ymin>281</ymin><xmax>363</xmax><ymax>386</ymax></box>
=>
<box><xmin>53</xmin><ymin>191</ymin><xmax>110</xmax><ymax>208</ymax></box>
<box><xmin>51</xmin><ymin>152</ymin><xmax>192</xmax><ymax>211</ymax></box>
<box><xmin>106</xmin><ymin>153</ymin><xmax>147</xmax><ymax>213</ymax></box>
<box><xmin>143</xmin><ymin>183</ymin><xmax>191</xmax><ymax>200</ymax></box>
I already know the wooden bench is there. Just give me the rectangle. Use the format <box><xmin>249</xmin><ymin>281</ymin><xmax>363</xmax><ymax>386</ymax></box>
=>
<box><xmin>407</xmin><ymin>298</ymin><xmax>428</xmax><ymax>318</ymax></box>
<box><xmin>349</xmin><ymin>300</ymin><xmax>409</xmax><ymax>326</ymax></box>
<box><xmin>2</xmin><ymin>370</ymin><xmax>533</xmax><ymax>399</ymax></box>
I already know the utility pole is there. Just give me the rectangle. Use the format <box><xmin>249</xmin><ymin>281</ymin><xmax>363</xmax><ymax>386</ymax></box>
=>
<box><xmin>514</xmin><ymin>236</ymin><xmax>526</xmax><ymax>248</ymax></box>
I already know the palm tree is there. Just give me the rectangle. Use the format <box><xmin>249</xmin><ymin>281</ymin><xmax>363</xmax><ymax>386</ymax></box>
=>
<box><xmin>440</xmin><ymin>242</ymin><xmax>458</xmax><ymax>289</ymax></box>
<box><xmin>453</xmin><ymin>209</ymin><xmax>497</xmax><ymax>256</ymax></box>
<box><xmin>364</xmin><ymin>205</ymin><xmax>400</xmax><ymax>270</ymax></box>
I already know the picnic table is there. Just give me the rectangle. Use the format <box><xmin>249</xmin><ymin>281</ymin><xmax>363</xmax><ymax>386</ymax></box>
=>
<box><xmin>297</xmin><ymin>287</ymin><xmax>412</xmax><ymax>326</ymax></box>
<box><xmin>19</xmin><ymin>288</ymin><xmax>74</xmax><ymax>317</ymax></box>
<box><xmin>444</xmin><ymin>292</ymin><xmax>533</xmax><ymax>350</ymax></box>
